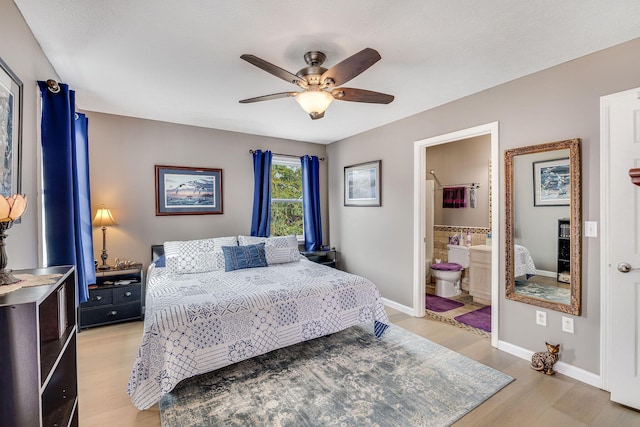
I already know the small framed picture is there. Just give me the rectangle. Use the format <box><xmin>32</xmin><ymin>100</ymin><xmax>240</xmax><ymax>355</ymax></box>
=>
<box><xmin>532</xmin><ymin>158</ymin><xmax>570</xmax><ymax>206</ymax></box>
<box><xmin>155</xmin><ymin>165</ymin><xmax>223</xmax><ymax>215</ymax></box>
<box><xmin>344</xmin><ymin>160</ymin><xmax>381</xmax><ymax>207</ymax></box>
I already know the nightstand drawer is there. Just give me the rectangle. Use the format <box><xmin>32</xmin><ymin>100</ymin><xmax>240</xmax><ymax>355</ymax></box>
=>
<box><xmin>84</xmin><ymin>288</ymin><xmax>113</xmax><ymax>307</ymax></box>
<box><xmin>113</xmin><ymin>285</ymin><xmax>141</xmax><ymax>304</ymax></box>
<box><xmin>80</xmin><ymin>302</ymin><xmax>141</xmax><ymax>327</ymax></box>
<box><xmin>80</xmin><ymin>264</ymin><xmax>144</xmax><ymax>329</ymax></box>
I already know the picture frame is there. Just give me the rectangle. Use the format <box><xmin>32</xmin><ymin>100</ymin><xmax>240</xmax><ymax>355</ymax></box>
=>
<box><xmin>344</xmin><ymin>160</ymin><xmax>381</xmax><ymax>207</ymax></box>
<box><xmin>532</xmin><ymin>158</ymin><xmax>570</xmax><ymax>206</ymax></box>
<box><xmin>155</xmin><ymin>165</ymin><xmax>223</xmax><ymax>215</ymax></box>
<box><xmin>0</xmin><ymin>57</ymin><xmax>23</xmax><ymax>197</ymax></box>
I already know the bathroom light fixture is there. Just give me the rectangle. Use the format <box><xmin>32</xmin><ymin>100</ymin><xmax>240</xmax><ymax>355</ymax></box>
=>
<box><xmin>93</xmin><ymin>205</ymin><xmax>117</xmax><ymax>270</ymax></box>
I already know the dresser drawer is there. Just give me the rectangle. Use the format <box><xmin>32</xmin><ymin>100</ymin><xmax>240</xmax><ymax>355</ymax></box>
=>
<box><xmin>80</xmin><ymin>302</ymin><xmax>141</xmax><ymax>327</ymax></box>
<box><xmin>84</xmin><ymin>288</ymin><xmax>113</xmax><ymax>307</ymax></box>
<box><xmin>113</xmin><ymin>285</ymin><xmax>141</xmax><ymax>304</ymax></box>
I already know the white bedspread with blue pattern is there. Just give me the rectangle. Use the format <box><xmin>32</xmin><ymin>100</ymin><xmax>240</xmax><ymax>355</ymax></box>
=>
<box><xmin>127</xmin><ymin>258</ymin><xmax>389</xmax><ymax>410</ymax></box>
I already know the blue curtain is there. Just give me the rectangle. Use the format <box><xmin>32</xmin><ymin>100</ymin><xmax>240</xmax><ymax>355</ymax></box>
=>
<box><xmin>38</xmin><ymin>81</ymin><xmax>96</xmax><ymax>304</ymax></box>
<box><xmin>250</xmin><ymin>150</ymin><xmax>272</xmax><ymax>237</ymax></box>
<box><xmin>301</xmin><ymin>155</ymin><xmax>322</xmax><ymax>251</ymax></box>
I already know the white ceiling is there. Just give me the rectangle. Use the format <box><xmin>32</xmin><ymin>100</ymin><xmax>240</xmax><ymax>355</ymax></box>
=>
<box><xmin>13</xmin><ymin>1</ymin><xmax>640</xmax><ymax>144</ymax></box>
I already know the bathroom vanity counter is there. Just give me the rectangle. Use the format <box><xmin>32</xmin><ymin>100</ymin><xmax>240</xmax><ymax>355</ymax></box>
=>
<box><xmin>469</xmin><ymin>245</ymin><xmax>492</xmax><ymax>305</ymax></box>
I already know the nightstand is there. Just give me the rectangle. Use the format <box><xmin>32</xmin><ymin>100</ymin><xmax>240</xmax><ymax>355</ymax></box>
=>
<box><xmin>79</xmin><ymin>264</ymin><xmax>143</xmax><ymax>329</ymax></box>
<box><xmin>301</xmin><ymin>249</ymin><xmax>338</xmax><ymax>268</ymax></box>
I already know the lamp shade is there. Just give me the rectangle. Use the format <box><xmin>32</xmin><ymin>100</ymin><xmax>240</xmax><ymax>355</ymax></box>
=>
<box><xmin>0</xmin><ymin>194</ymin><xmax>28</xmax><ymax>222</ymax></box>
<box><xmin>295</xmin><ymin>90</ymin><xmax>334</xmax><ymax>115</ymax></box>
<box><xmin>93</xmin><ymin>206</ymin><xmax>117</xmax><ymax>227</ymax></box>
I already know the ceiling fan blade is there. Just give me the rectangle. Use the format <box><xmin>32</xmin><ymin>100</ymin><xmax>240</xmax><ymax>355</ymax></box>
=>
<box><xmin>331</xmin><ymin>88</ymin><xmax>394</xmax><ymax>104</ymax></box>
<box><xmin>321</xmin><ymin>48</ymin><xmax>381</xmax><ymax>87</ymax></box>
<box><xmin>240</xmin><ymin>54</ymin><xmax>305</xmax><ymax>85</ymax></box>
<box><xmin>239</xmin><ymin>92</ymin><xmax>298</xmax><ymax>103</ymax></box>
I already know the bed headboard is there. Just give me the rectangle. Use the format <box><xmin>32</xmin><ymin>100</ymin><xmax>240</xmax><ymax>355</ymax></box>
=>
<box><xmin>151</xmin><ymin>244</ymin><xmax>164</xmax><ymax>262</ymax></box>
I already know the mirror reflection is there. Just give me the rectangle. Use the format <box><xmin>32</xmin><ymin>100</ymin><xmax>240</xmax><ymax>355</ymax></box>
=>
<box><xmin>505</xmin><ymin>139</ymin><xmax>581</xmax><ymax>315</ymax></box>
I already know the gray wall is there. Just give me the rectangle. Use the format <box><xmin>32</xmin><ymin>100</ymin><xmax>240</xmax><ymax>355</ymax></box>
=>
<box><xmin>426</xmin><ymin>135</ymin><xmax>491</xmax><ymax>227</ymax></box>
<box><xmin>0</xmin><ymin>0</ymin><xmax>58</xmax><ymax>269</ymax></box>
<box><xmin>328</xmin><ymin>37</ymin><xmax>640</xmax><ymax>374</ymax></box>
<box><xmin>85</xmin><ymin>112</ymin><xmax>327</xmax><ymax>268</ymax></box>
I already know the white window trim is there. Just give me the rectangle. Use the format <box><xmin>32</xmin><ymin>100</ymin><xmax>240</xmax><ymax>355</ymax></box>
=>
<box><xmin>271</xmin><ymin>155</ymin><xmax>304</xmax><ymax>241</ymax></box>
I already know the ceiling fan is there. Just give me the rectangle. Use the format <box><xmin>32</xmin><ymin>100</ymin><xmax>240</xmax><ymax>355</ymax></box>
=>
<box><xmin>239</xmin><ymin>48</ymin><xmax>394</xmax><ymax>120</ymax></box>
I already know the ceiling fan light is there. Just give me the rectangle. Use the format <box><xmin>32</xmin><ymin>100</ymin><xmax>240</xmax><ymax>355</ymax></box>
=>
<box><xmin>295</xmin><ymin>90</ymin><xmax>334</xmax><ymax>115</ymax></box>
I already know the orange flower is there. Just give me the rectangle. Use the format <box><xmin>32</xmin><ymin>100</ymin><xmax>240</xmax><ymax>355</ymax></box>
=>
<box><xmin>0</xmin><ymin>194</ymin><xmax>28</xmax><ymax>222</ymax></box>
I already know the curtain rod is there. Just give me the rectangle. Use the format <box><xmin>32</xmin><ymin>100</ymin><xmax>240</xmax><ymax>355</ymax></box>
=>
<box><xmin>249</xmin><ymin>149</ymin><xmax>325</xmax><ymax>161</ymax></box>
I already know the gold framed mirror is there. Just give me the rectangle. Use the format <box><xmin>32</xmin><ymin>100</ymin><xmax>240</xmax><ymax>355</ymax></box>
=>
<box><xmin>505</xmin><ymin>138</ymin><xmax>581</xmax><ymax>315</ymax></box>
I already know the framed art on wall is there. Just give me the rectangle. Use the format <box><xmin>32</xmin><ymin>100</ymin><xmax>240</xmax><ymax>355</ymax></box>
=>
<box><xmin>155</xmin><ymin>165</ymin><xmax>223</xmax><ymax>215</ymax></box>
<box><xmin>533</xmin><ymin>157</ymin><xmax>570</xmax><ymax>206</ymax></box>
<box><xmin>344</xmin><ymin>160</ymin><xmax>381</xmax><ymax>207</ymax></box>
<box><xmin>0</xmin><ymin>57</ymin><xmax>23</xmax><ymax>196</ymax></box>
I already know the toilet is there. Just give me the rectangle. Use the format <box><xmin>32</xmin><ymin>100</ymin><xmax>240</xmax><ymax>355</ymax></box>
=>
<box><xmin>430</xmin><ymin>244</ymin><xmax>470</xmax><ymax>297</ymax></box>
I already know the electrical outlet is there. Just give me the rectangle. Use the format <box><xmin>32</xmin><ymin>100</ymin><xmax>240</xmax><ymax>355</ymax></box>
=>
<box><xmin>536</xmin><ymin>310</ymin><xmax>547</xmax><ymax>326</ymax></box>
<box><xmin>562</xmin><ymin>316</ymin><xmax>575</xmax><ymax>333</ymax></box>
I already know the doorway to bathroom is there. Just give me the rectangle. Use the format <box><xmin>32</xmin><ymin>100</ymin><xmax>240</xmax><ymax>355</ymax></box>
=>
<box><xmin>412</xmin><ymin>122</ymin><xmax>499</xmax><ymax>347</ymax></box>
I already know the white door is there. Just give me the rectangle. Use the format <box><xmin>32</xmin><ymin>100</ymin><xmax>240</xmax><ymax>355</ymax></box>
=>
<box><xmin>602</xmin><ymin>87</ymin><xmax>640</xmax><ymax>409</ymax></box>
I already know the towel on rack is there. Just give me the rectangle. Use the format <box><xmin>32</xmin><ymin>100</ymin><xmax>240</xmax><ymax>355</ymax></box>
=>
<box><xmin>443</xmin><ymin>186</ymin><xmax>466</xmax><ymax>208</ymax></box>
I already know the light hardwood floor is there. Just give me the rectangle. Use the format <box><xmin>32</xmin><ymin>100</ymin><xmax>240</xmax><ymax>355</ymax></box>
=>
<box><xmin>77</xmin><ymin>308</ymin><xmax>640</xmax><ymax>426</ymax></box>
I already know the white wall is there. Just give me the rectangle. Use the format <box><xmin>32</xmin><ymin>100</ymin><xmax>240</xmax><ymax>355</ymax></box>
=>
<box><xmin>328</xmin><ymin>37</ymin><xmax>640</xmax><ymax>374</ymax></box>
<box><xmin>85</xmin><ymin>111</ymin><xmax>327</xmax><ymax>268</ymax></box>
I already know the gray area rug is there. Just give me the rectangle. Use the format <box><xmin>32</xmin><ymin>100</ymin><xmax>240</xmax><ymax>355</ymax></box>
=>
<box><xmin>159</xmin><ymin>325</ymin><xmax>513</xmax><ymax>427</ymax></box>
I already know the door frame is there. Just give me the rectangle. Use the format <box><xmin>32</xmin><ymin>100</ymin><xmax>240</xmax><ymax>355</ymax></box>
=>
<box><xmin>413</xmin><ymin>121</ymin><xmax>500</xmax><ymax>348</ymax></box>
<box><xmin>599</xmin><ymin>86</ymin><xmax>639</xmax><ymax>391</ymax></box>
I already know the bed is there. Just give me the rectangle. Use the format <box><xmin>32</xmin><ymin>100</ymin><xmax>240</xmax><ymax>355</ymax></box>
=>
<box><xmin>514</xmin><ymin>244</ymin><xmax>537</xmax><ymax>278</ymax></box>
<box><xmin>127</xmin><ymin>235</ymin><xmax>390</xmax><ymax>410</ymax></box>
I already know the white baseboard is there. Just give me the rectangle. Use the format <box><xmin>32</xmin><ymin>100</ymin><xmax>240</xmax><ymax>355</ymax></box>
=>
<box><xmin>382</xmin><ymin>298</ymin><xmax>417</xmax><ymax>316</ymax></box>
<box><xmin>536</xmin><ymin>269</ymin><xmax>555</xmax><ymax>278</ymax></box>
<box><xmin>498</xmin><ymin>340</ymin><xmax>602</xmax><ymax>388</ymax></box>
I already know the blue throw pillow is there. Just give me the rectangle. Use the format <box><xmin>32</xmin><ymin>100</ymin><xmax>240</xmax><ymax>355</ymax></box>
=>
<box><xmin>222</xmin><ymin>243</ymin><xmax>268</xmax><ymax>272</ymax></box>
<box><xmin>154</xmin><ymin>254</ymin><xmax>166</xmax><ymax>267</ymax></box>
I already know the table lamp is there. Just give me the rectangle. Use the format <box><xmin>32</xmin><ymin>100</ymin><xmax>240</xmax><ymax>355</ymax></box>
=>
<box><xmin>0</xmin><ymin>194</ymin><xmax>28</xmax><ymax>285</ymax></box>
<box><xmin>93</xmin><ymin>205</ymin><xmax>117</xmax><ymax>270</ymax></box>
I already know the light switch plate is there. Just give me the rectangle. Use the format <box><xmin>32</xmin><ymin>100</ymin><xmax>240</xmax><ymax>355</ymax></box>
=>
<box><xmin>536</xmin><ymin>310</ymin><xmax>547</xmax><ymax>326</ymax></box>
<box><xmin>585</xmin><ymin>221</ymin><xmax>597</xmax><ymax>237</ymax></box>
<box><xmin>562</xmin><ymin>316</ymin><xmax>575</xmax><ymax>333</ymax></box>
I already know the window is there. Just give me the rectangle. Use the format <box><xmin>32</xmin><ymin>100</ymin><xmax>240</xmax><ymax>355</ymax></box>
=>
<box><xmin>271</xmin><ymin>156</ymin><xmax>303</xmax><ymax>237</ymax></box>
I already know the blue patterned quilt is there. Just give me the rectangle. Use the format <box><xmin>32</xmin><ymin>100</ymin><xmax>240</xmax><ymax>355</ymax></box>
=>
<box><xmin>127</xmin><ymin>258</ymin><xmax>389</xmax><ymax>410</ymax></box>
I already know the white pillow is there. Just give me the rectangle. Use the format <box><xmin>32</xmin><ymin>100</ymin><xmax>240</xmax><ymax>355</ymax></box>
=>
<box><xmin>238</xmin><ymin>235</ymin><xmax>301</xmax><ymax>264</ymax></box>
<box><xmin>164</xmin><ymin>236</ymin><xmax>238</xmax><ymax>274</ymax></box>
<box><xmin>237</xmin><ymin>235</ymin><xmax>266</xmax><ymax>246</ymax></box>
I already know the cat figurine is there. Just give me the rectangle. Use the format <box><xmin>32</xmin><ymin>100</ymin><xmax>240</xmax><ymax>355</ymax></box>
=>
<box><xmin>530</xmin><ymin>342</ymin><xmax>560</xmax><ymax>375</ymax></box>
